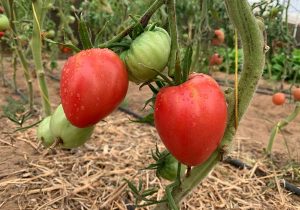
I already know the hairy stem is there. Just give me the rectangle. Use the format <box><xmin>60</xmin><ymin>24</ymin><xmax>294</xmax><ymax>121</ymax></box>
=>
<box><xmin>155</xmin><ymin>0</ymin><xmax>265</xmax><ymax>208</ymax></box>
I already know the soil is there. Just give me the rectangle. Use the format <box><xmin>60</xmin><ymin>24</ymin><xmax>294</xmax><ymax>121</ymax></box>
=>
<box><xmin>0</xmin><ymin>57</ymin><xmax>300</xmax><ymax>210</ymax></box>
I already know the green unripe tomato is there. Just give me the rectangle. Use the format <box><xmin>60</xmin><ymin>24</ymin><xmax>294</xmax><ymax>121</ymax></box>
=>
<box><xmin>0</xmin><ymin>14</ymin><xmax>9</xmax><ymax>31</ymax></box>
<box><xmin>46</xmin><ymin>29</ymin><xmax>55</xmax><ymax>38</ymax></box>
<box><xmin>270</xmin><ymin>7</ymin><xmax>279</xmax><ymax>18</ymax></box>
<box><xmin>47</xmin><ymin>3</ymin><xmax>54</xmax><ymax>10</ymax></box>
<box><xmin>67</xmin><ymin>16</ymin><xmax>76</xmax><ymax>24</ymax></box>
<box><xmin>37</xmin><ymin>116</ymin><xmax>55</xmax><ymax>147</ymax></box>
<box><xmin>121</xmin><ymin>26</ymin><xmax>171</xmax><ymax>84</ymax></box>
<box><xmin>156</xmin><ymin>151</ymin><xmax>187</xmax><ymax>181</ymax></box>
<box><xmin>50</xmin><ymin>104</ymin><xmax>95</xmax><ymax>149</ymax></box>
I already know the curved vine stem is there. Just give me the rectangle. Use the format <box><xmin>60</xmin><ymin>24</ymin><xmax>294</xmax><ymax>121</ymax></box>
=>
<box><xmin>154</xmin><ymin>0</ymin><xmax>266</xmax><ymax>208</ymax></box>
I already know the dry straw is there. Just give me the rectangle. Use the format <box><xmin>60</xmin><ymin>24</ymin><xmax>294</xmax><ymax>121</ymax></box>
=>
<box><xmin>1</xmin><ymin>110</ymin><xmax>300</xmax><ymax>210</ymax></box>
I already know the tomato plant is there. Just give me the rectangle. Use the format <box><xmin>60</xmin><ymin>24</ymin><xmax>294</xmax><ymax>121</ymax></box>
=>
<box><xmin>60</xmin><ymin>48</ymin><xmax>129</xmax><ymax>128</ymax></box>
<box><xmin>209</xmin><ymin>53</ymin><xmax>223</xmax><ymax>66</ymax></box>
<box><xmin>154</xmin><ymin>73</ymin><xmax>227</xmax><ymax>166</ymax></box>
<box><xmin>0</xmin><ymin>14</ymin><xmax>9</xmax><ymax>31</ymax></box>
<box><xmin>121</xmin><ymin>26</ymin><xmax>171</xmax><ymax>83</ymax></box>
<box><xmin>293</xmin><ymin>88</ymin><xmax>300</xmax><ymax>101</ymax></box>
<box><xmin>272</xmin><ymin>92</ymin><xmax>285</xmax><ymax>105</ymax></box>
<box><xmin>50</xmin><ymin>104</ymin><xmax>95</xmax><ymax>148</ymax></box>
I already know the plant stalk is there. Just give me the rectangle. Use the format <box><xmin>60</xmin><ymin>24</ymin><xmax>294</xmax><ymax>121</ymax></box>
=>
<box><xmin>1</xmin><ymin>0</ymin><xmax>34</xmax><ymax>110</ymax></box>
<box><xmin>31</xmin><ymin>0</ymin><xmax>52</xmax><ymax>116</ymax></box>
<box><xmin>266</xmin><ymin>102</ymin><xmax>300</xmax><ymax>155</ymax></box>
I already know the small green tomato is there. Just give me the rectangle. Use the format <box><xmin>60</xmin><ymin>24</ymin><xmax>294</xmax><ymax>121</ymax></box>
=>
<box><xmin>37</xmin><ymin>116</ymin><xmax>55</xmax><ymax>147</ymax></box>
<box><xmin>50</xmin><ymin>104</ymin><xmax>95</xmax><ymax>149</ymax></box>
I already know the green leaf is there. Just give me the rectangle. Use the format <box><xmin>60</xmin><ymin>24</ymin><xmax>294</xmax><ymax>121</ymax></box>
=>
<box><xmin>94</xmin><ymin>20</ymin><xmax>109</xmax><ymax>47</ymax></box>
<box><xmin>78</xmin><ymin>17</ymin><xmax>93</xmax><ymax>49</ymax></box>
<box><xmin>181</xmin><ymin>46</ymin><xmax>193</xmax><ymax>82</ymax></box>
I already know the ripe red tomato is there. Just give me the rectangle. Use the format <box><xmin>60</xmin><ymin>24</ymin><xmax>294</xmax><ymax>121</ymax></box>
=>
<box><xmin>292</xmin><ymin>88</ymin><xmax>300</xmax><ymax>101</ymax></box>
<box><xmin>211</xmin><ymin>29</ymin><xmax>224</xmax><ymax>46</ymax></box>
<box><xmin>272</xmin><ymin>92</ymin><xmax>285</xmax><ymax>105</ymax></box>
<box><xmin>60</xmin><ymin>46</ymin><xmax>72</xmax><ymax>54</ymax></box>
<box><xmin>154</xmin><ymin>73</ymin><xmax>227</xmax><ymax>166</ymax></box>
<box><xmin>0</xmin><ymin>31</ymin><xmax>4</xmax><ymax>38</ymax></box>
<box><xmin>209</xmin><ymin>53</ymin><xmax>223</xmax><ymax>66</ymax></box>
<box><xmin>60</xmin><ymin>48</ymin><xmax>129</xmax><ymax>127</ymax></box>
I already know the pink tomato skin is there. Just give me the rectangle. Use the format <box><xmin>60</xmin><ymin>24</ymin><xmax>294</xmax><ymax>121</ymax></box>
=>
<box><xmin>60</xmin><ymin>48</ymin><xmax>128</xmax><ymax>128</ymax></box>
<box><xmin>154</xmin><ymin>73</ymin><xmax>227</xmax><ymax>166</ymax></box>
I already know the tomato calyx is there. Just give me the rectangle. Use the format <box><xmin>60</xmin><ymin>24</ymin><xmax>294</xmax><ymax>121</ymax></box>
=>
<box><xmin>145</xmin><ymin>145</ymin><xmax>186</xmax><ymax>181</ymax></box>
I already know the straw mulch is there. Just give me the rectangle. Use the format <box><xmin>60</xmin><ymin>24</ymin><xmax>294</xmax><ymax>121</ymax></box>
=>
<box><xmin>1</xmin><ymin>110</ymin><xmax>300</xmax><ymax>210</ymax></box>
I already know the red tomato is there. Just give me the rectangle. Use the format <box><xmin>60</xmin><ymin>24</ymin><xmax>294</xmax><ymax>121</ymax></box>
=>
<box><xmin>272</xmin><ymin>92</ymin><xmax>285</xmax><ymax>105</ymax></box>
<box><xmin>0</xmin><ymin>31</ymin><xmax>4</xmax><ymax>38</ymax></box>
<box><xmin>60</xmin><ymin>46</ymin><xmax>72</xmax><ymax>54</ymax></box>
<box><xmin>0</xmin><ymin>7</ymin><xmax>4</xmax><ymax>14</ymax></box>
<box><xmin>292</xmin><ymin>88</ymin><xmax>300</xmax><ymax>101</ymax></box>
<box><xmin>209</xmin><ymin>53</ymin><xmax>223</xmax><ymax>66</ymax></box>
<box><xmin>60</xmin><ymin>48</ymin><xmax>129</xmax><ymax>127</ymax></box>
<box><xmin>154</xmin><ymin>73</ymin><xmax>227</xmax><ymax>166</ymax></box>
<box><xmin>211</xmin><ymin>29</ymin><xmax>224</xmax><ymax>46</ymax></box>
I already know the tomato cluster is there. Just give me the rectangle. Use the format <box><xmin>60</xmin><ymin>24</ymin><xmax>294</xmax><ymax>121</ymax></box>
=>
<box><xmin>37</xmin><ymin>25</ymin><xmax>228</xmax><ymax>172</ymax></box>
